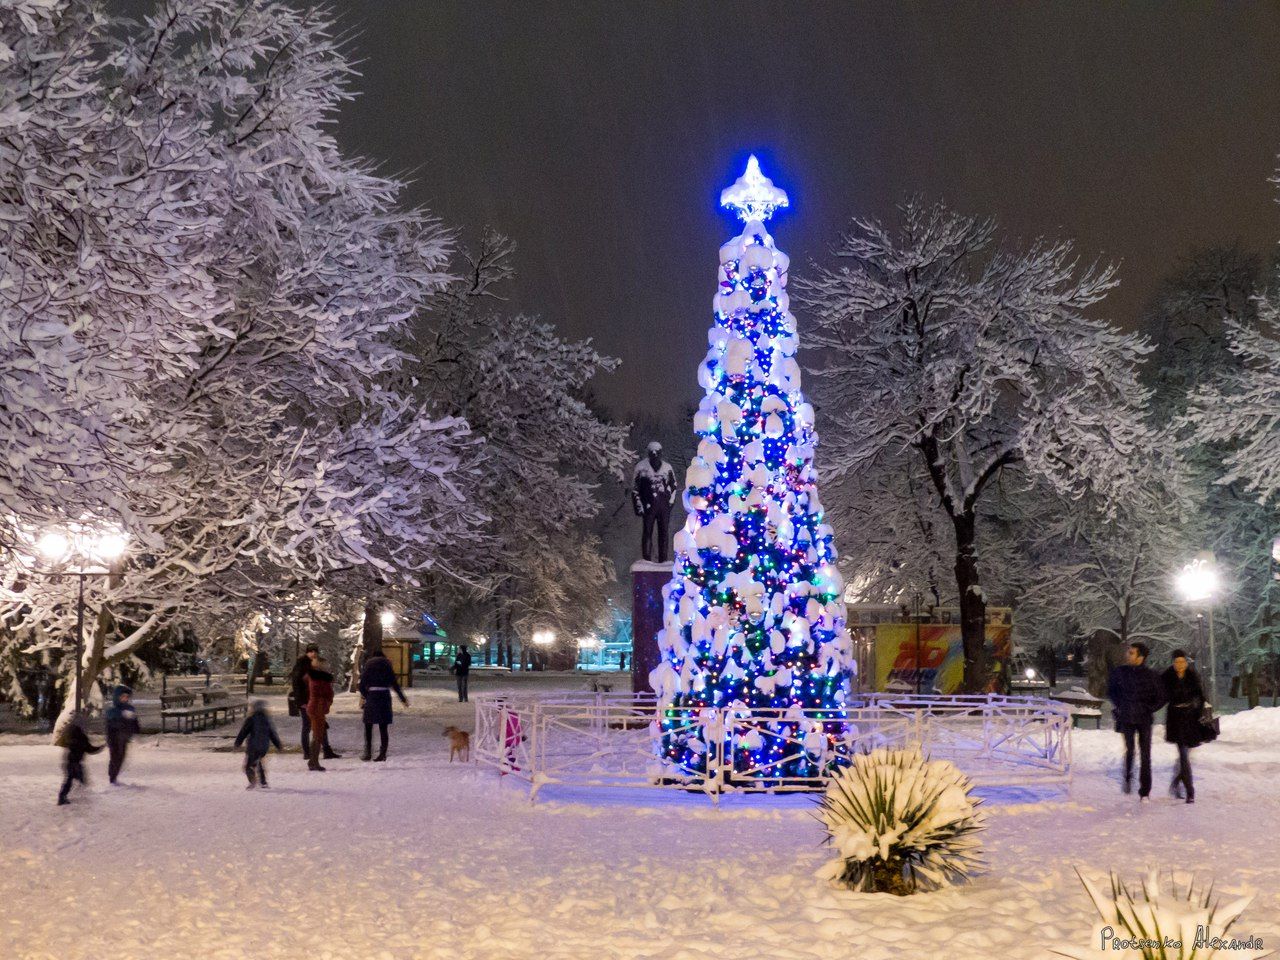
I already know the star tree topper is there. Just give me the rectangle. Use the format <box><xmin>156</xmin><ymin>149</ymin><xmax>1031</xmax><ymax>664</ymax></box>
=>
<box><xmin>719</xmin><ymin>155</ymin><xmax>789</xmax><ymax>222</ymax></box>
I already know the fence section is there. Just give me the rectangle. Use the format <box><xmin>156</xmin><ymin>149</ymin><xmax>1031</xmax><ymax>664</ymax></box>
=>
<box><xmin>473</xmin><ymin>691</ymin><xmax>1071</xmax><ymax>802</ymax></box>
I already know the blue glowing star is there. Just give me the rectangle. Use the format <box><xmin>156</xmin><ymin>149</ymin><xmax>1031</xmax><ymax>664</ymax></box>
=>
<box><xmin>719</xmin><ymin>155</ymin><xmax>789</xmax><ymax>222</ymax></box>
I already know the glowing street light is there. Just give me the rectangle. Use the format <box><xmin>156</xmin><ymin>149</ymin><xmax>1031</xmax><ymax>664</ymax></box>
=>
<box><xmin>532</xmin><ymin>629</ymin><xmax>555</xmax><ymax>646</ymax></box>
<box><xmin>1176</xmin><ymin>552</ymin><xmax>1219</xmax><ymax>704</ymax></box>
<box><xmin>380</xmin><ymin>610</ymin><xmax>396</xmax><ymax>630</ymax></box>
<box><xmin>32</xmin><ymin>522</ymin><xmax>130</xmax><ymax>715</ymax></box>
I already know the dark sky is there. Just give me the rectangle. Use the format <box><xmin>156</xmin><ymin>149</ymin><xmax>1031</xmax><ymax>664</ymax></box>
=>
<box><xmin>333</xmin><ymin>1</ymin><xmax>1280</xmax><ymax>422</ymax></box>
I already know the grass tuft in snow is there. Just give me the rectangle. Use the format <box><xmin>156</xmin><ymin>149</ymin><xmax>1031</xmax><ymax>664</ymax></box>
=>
<box><xmin>815</xmin><ymin>747</ymin><xmax>985</xmax><ymax>895</ymax></box>
<box><xmin>1057</xmin><ymin>868</ymin><xmax>1259</xmax><ymax>959</ymax></box>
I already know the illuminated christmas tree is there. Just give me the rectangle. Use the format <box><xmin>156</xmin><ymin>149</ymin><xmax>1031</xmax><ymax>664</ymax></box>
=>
<box><xmin>651</xmin><ymin>157</ymin><xmax>853</xmax><ymax>783</ymax></box>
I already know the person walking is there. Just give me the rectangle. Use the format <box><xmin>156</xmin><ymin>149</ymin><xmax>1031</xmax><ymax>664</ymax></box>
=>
<box><xmin>1162</xmin><ymin>649</ymin><xmax>1207</xmax><ymax>804</ymax></box>
<box><xmin>57</xmin><ymin>714</ymin><xmax>103</xmax><ymax>805</ymax></box>
<box><xmin>234</xmin><ymin>700</ymin><xmax>284</xmax><ymax>789</ymax></box>
<box><xmin>305</xmin><ymin>658</ymin><xmax>335</xmax><ymax>772</ymax></box>
<box><xmin>104</xmin><ymin>684</ymin><xmax>141</xmax><ymax>785</ymax></box>
<box><xmin>290</xmin><ymin>644</ymin><xmax>339</xmax><ymax>764</ymax></box>
<box><xmin>453</xmin><ymin>645</ymin><xmax>472</xmax><ymax>703</ymax></box>
<box><xmin>359</xmin><ymin>648</ymin><xmax>407</xmax><ymax>762</ymax></box>
<box><xmin>1107</xmin><ymin>642</ymin><xmax>1167</xmax><ymax>800</ymax></box>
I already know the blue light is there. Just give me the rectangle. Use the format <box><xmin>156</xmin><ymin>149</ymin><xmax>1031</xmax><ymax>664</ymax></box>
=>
<box><xmin>719</xmin><ymin>155</ymin><xmax>789</xmax><ymax>223</ymax></box>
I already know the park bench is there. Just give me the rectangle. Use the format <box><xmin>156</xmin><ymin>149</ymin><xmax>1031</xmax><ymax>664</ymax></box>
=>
<box><xmin>160</xmin><ymin>685</ymin><xmax>248</xmax><ymax>733</ymax></box>
<box><xmin>1052</xmin><ymin>689</ymin><xmax>1104</xmax><ymax>729</ymax></box>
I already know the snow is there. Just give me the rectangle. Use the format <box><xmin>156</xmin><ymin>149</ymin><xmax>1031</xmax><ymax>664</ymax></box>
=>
<box><xmin>1</xmin><ymin>680</ymin><xmax>1278</xmax><ymax>960</ymax></box>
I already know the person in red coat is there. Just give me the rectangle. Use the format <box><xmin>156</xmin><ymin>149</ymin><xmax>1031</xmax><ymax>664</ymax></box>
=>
<box><xmin>305</xmin><ymin>659</ymin><xmax>335</xmax><ymax>772</ymax></box>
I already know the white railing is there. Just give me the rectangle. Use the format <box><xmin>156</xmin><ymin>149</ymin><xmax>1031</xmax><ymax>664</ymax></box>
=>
<box><xmin>473</xmin><ymin>691</ymin><xmax>1071</xmax><ymax>803</ymax></box>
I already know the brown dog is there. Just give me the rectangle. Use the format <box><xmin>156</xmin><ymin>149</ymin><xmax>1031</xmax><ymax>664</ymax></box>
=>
<box><xmin>442</xmin><ymin>726</ymin><xmax>470</xmax><ymax>762</ymax></box>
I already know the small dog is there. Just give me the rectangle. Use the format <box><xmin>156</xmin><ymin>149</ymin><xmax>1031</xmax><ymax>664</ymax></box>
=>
<box><xmin>442</xmin><ymin>726</ymin><xmax>470</xmax><ymax>762</ymax></box>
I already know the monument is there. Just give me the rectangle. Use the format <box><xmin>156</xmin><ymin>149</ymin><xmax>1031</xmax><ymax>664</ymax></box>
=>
<box><xmin>630</xmin><ymin>440</ymin><xmax>677</xmax><ymax>693</ymax></box>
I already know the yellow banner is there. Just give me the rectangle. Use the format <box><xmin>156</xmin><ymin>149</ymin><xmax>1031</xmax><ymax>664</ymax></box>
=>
<box><xmin>874</xmin><ymin>622</ymin><xmax>1011</xmax><ymax>694</ymax></box>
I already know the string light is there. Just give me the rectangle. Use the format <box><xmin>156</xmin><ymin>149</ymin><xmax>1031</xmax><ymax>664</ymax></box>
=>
<box><xmin>655</xmin><ymin>158</ymin><xmax>854</xmax><ymax>782</ymax></box>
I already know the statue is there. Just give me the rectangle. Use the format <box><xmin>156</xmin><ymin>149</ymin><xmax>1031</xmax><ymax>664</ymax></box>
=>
<box><xmin>631</xmin><ymin>441</ymin><xmax>677</xmax><ymax>562</ymax></box>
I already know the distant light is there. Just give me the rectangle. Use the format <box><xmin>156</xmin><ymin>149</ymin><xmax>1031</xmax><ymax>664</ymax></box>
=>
<box><xmin>577</xmin><ymin>636</ymin><xmax>601</xmax><ymax>650</ymax></box>
<box><xmin>380</xmin><ymin>611</ymin><xmax>395</xmax><ymax>629</ymax></box>
<box><xmin>532</xmin><ymin>630</ymin><xmax>555</xmax><ymax>646</ymax></box>
<box><xmin>36</xmin><ymin>531</ymin><xmax>70</xmax><ymax>563</ymax></box>
<box><xmin>1176</xmin><ymin>559</ymin><xmax>1219</xmax><ymax>604</ymax></box>
<box><xmin>1024</xmin><ymin>667</ymin><xmax>1036</xmax><ymax>680</ymax></box>
<box><xmin>90</xmin><ymin>530</ymin><xmax>128</xmax><ymax>562</ymax></box>
<box><xmin>720</xmin><ymin>155</ymin><xmax>789</xmax><ymax>223</ymax></box>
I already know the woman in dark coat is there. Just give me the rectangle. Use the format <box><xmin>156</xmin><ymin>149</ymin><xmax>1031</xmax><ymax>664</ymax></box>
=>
<box><xmin>305</xmin><ymin>661</ymin><xmax>335</xmax><ymax>772</ymax></box>
<box><xmin>1162</xmin><ymin>649</ymin><xmax>1207</xmax><ymax>803</ymax></box>
<box><xmin>359</xmin><ymin>650</ymin><xmax>407</xmax><ymax>762</ymax></box>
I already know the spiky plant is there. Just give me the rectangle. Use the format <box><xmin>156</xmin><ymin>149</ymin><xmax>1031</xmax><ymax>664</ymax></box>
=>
<box><xmin>1055</xmin><ymin>869</ymin><xmax>1260</xmax><ymax>960</ymax></box>
<box><xmin>816</xmin><ymin>748</ymin><xmax>985</xmax><ymax>895</ymax></box>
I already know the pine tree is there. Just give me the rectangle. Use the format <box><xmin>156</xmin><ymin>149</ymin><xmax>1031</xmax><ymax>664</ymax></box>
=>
<box><xmin>652</xmin><ymin>158</ymin><xmax>853</xmax><ymax>783</ymax></box>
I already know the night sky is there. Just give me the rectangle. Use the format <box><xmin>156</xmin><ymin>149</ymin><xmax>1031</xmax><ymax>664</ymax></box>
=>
<box><xmin>332</xmin><ymin>2</ymin><xmax>1280</xmax><ymax>422</ymax></box>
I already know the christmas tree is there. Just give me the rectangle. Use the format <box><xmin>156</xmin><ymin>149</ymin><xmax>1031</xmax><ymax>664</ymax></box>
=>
<box><xmin>651</xmin><ymin>157</ymin><xmax>854</xmax><ymax>784</ymax></box>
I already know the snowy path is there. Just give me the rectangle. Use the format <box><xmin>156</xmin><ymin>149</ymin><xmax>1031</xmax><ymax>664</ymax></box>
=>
<box><xmin>2</xmin><ymin>689</ymin><xmax>1278</xmax><ymax>960</ymax></box>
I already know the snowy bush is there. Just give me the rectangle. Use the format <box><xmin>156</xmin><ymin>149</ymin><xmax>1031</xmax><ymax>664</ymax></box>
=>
<box><xmin>816</xmin><ymin>748</ymin><xmax>985</xmax><ymax>895</ymax></box>
<box><xmin>1059</xmin><ymin>869</ymin><xmax>1261</xmax><ymax>960</ymax></box>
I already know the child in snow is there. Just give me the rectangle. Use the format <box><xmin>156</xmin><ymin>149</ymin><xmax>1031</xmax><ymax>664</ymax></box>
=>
<box><xmin>104</xmin><ymin>684</ymin><xmax>141</xmax><ymax>784</ymax></box>
<box><xmin>234</xmin><ymin>700</ymin><xmax>283</xmax><ymax>789</ymax></box>
<box><xmin>57</xmin><ymin>715</ymin><xmax>103</xmax><ymax>805</ymax></box>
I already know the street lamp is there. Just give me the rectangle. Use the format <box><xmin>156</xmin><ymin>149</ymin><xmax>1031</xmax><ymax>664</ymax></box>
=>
<box><xmin>34</xmin><ymin>523</ymin><xmax>129</xmax><ymax>716</ymax></box>
<box><xmin>532</xmin><ymin>629</ymin><xmax>555</xmax><ymax>646</ymax></box>
<box><xmin>380</xmin><ymin>610</ymin><xmax>396</xmax><ymax>630</ymax></box>
<box><xmin>1176</xmin><ymin>552</ymin><xmax>1219</xmax><ymax>705</ymax></box>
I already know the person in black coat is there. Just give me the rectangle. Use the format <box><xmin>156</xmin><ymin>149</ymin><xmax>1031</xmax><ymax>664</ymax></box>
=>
<box><xmin>103</xmin><ymin>684</ymin><xmax>141</xmax><ymax>785</ymax></box>
<box><xmin>234</xmin><ymin>701</ymin><xmax>284</xmax><ymax>788</ymax></box>
<box><xmin>290</xmin><ymin>645</ymin><xmax>340</xmax><ymax>763</ymax></box>
<box><xmin>359</xmin><ymin>650</ymin><xmax>407</xmax><ymax>762</ymax></box>
<box><xmin>1162</xmin><ymin>649</ymin><xmax>1207</xmax><ymax>803</ymax></box>
<box><xmin>453</xmin><ymin>646</ymin><xmax>473</xmax><ymax>703</ymax></box>
<box><xmin>58</xmin><ymin>715</ymin><xmax>103</xmax><ymax>805</ymax></box>
<box><xmin>1107</xmin><ymin>642</ymin><xmax>1168</xmax><ymax>799</ymax></box>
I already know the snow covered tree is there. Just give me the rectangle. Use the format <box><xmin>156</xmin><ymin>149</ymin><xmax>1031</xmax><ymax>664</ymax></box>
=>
<box><xmin>1014</xmin><ymin>466</ymin><xmax>1194</xmax><ymax>680</ymax></box>
<box><xmin>1183</xmin><ymin>240</ymin><xmax>1280</xmax><ymax>695</ymax></box>
<box><xmin>0</xmin><ymin>1</ymin><xmax>477</xmax><ymax>726</ymax></box>
<box><xmin>652</xmin><ymin>157</ymin><xmax>853</xmax><ymax>783</ymax></box>
<box><xmin>409</xmin><ymin>229</ymin><xmax>632</xmax><ymax>665</ymax></box>
<box><xmin>798</xmin><ymin>200</ymin><xmax>1154</xmax><ymax>691</ymax></box>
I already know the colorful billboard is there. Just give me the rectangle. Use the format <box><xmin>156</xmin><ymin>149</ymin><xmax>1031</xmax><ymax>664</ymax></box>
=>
<box><xmin>873</xmin><ymin>621</ymin><xmax>1012</xmax><ymax>695</ymax></box>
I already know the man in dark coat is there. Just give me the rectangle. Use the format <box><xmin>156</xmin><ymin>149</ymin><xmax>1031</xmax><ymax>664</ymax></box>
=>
<box><xmin>290</xmin><ymin>645</ymin><xmax>339</xmax><ymax>764</ymax></box>
<box><xmin>453</xmin><ymin>646</ymin><xmax>473</xmax><ymax>703</ymax></box>
<box><xmin>234</xmin><ymin>700</ymin><xmax>283</xmax><ymax>788</ymax></box>
<box><xmin>1162</xmin><ymin>649</ymin><xmax>1207</xmax><ymax>803</ymax></box>
<box><xmin>58</xmin><ymin>715</ymin><xmax>103</xmax><ymax>805</ymax></box>
<box><xmin>359</xmin><ymin>649</ymin><xmax>407</xmax><ymax>762</ymax></box>
<box><xmin>1107</xmin><ymin>642</ymin><xmax>1168</xmax><ymax>799</ymax></box>
<box><xmin>104</xmin><ymin>684</ymin><xmax>141</xmax><ymax>784</ymax></box>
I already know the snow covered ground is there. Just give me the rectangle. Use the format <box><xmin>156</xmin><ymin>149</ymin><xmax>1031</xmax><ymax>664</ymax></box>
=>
<box><xmin>1</xmin><ymin>679</ymin><xmax>1277</xmax><ymax>960</ymax></box>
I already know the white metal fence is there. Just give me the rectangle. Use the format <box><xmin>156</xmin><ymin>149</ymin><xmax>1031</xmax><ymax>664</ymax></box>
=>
<box><xmin>473</xmin><ymin>691</ymin><xmax>1071</xmax><ymax>802</ymax></box>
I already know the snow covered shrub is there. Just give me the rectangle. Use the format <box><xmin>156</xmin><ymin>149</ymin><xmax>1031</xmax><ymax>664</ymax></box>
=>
<box><xmin>816</xmin><ymin>748</ymin><xmax>984</xmax><ymax>895</ymax></box>
<box><xmin>1059</xmin><ymin>869</ymin><xmax>1260</xmax><ymax>960</ymax></box>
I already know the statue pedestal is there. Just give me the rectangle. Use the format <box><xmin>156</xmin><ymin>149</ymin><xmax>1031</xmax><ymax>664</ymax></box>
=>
<box><xmin>630</xmin><ymin>560</ymin><xmax>669</xmax><ymax>694</ymax></box>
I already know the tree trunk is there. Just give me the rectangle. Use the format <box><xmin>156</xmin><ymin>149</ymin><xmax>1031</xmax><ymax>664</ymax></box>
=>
<box><xmin>246</xmin><ymin>650</ymin><xmax>267</xmax><ymax>694</ymax></box>
<box><xmin>952</xmin><ymin>511</ymin><xmax>987</xmax><ymax>692</ymax></box>
<box><xmin>1244</xmin><ymin>668</ymin><xmax>1260</xmax><ymax>709</ymax></box>
<box><xmin>363</xmin><ymin>597</ymin><xmax>384</xmax><ymax>658</ymax></box>
<box><xmin>1086</xmin><ymin>630</ymin><xmax>1122</xmax><ymax>699</ymax></box>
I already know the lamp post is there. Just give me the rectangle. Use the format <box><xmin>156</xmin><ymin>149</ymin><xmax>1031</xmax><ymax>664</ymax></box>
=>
<box><xmin>912</xmin><ymin>593</ymin><xmax>923</xmax><ymax>695</ymax></box>
<box><xmin>35</xmin><ymin>525</ymin><xmax>129</xmax><ymax>716</ymax></box>
<box><xmin>1176</xmin><ymin>552</ymin><xmax>1220</xmax><ymax>705</ymax></box>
